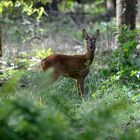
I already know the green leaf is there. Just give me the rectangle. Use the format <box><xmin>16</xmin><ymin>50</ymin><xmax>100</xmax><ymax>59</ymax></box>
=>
<box><xmin>0</xmin><ymin>6</ymin><xmax>2</xmax><ymax>14</ymax></box>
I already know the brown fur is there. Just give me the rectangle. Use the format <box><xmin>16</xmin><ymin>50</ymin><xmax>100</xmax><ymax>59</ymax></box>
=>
<box><xmin>41</xmin><ymin>29</ymin><xmax>100</xmax><ymax>96</ymax></box>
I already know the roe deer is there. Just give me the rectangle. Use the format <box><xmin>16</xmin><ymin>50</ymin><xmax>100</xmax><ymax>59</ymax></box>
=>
<box><xmin>41</xmin><ymin>29</ymin><xmax>100</xmax><ymax>96</ymax></box>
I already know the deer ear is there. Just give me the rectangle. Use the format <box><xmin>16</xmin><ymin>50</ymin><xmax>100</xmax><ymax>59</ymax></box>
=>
<box><xmin>93</xmin><ymin>29</ymin><xmax>100</xmax><ymax>39</ymax></box>
<box><xmin>82</xmin><ymin>29</ymin><xmax>89</xmax><ymax>39</ymax></box>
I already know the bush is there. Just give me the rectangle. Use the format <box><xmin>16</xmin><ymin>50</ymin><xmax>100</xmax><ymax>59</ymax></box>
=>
<box><xmin>0</xmin><ymin>96</ymin><xmax>71</xmax><ymax>140</ymax></box>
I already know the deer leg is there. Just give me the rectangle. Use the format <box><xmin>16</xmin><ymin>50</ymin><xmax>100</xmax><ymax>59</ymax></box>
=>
<box><xmin>77</xmin><ymin>79</ymin><xmax>85</xmax><ymax>96</ymax></box>
<box><xmin>53</xmin><ymin>73</ymin><xmax>60</xmax><ymax>81</ymax></box>
<box><xmin>52</xmin><ymin>70</ymin><xmax>61</xmax><ymax>81</ymax></box>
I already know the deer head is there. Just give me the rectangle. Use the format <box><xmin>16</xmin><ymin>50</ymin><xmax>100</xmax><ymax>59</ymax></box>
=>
<box><xmin>82</xmin><ymin>29</ymin><xmax>100</xmax><ymax>51</ymax></box>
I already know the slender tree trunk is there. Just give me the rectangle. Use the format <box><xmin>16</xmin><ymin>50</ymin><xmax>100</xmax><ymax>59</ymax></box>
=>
<box><xmin>116</xmin><ymin>0</ymin><xmax>137</xmax><ymax>30</ymax></box>
<box><xmin>0</xmin><ymin>17</ymin><xmax>2</xmax><ymax>70</ymax></box>
<box><xmin>106</xmin><ymin>0</ymin><xmax>116</xmax><ymax>19</ymax></box>
<box><xmin>0</xmin><ymin>20</ymin><xmax>2</xmax><ymax>57</ymax></box>
<box><xmin>106</xmin><ymin>0</ymin><xmax>115</xmax><ymax>12</ymax></box>
<box><xmin>116</xmin><ymin>0</ymin><xmax>122</xmax><ymax>28</ymax></box>
<box><xmin>136</xmin><ymin>0</ymin><xmax>140</xmax><ymax>26</ymax></box>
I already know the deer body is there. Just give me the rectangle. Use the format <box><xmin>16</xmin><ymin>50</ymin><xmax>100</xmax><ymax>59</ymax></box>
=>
<box><xmin>41</xmin><ymin>29</ymin><xmax>100</xmax><ymax>96</ymax></box>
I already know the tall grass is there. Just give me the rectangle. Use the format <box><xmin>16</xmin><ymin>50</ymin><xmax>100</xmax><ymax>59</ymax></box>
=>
<box><xmin>0</xmin><ymin>56</ymin><xmax>140</xmax><ymax>139</ymax></box>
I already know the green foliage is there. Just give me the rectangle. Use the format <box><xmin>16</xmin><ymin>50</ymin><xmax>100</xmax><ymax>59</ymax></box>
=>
<box><xmin>111</xmin><ymin>26</ymin><xmax>138</xmax><ymax>69</ymax></box>
<box><xmin>0</xmin><ymin>0</ymin><xmax>45</xmax><ymax>20</ymax></box>
<box><xmin>3</xmin><ymin>17</ymin><xmax>39</xmax><ymax>43</ymax></box>
<box><xmin>1</xmin><ymin>70</ymin><xmax>140</xmax><ymax>139</ymax></box>
<box><xmin>22</xmin><ymin>4</ymin><xmax>45</xmax><ymax>21</ymax></box>
<box><xmin>108</xmin><ymin>26</ymin><xmax>140</xmax><ymax>88</ymax></box>
<box><xmin>0</xmin><ymin>97</ymin><xmax>70</xmax><ymax>140</ymax></box>
<box><xmin>0</xmin><ymin>70</ymin><xmax>25</xmax><ymax>95</ymax></box>
<box><xmin>58</xmin><ymin>0</ymin><xmax>106</xmax><ymax>15</ymax></box>
<box><xmin>83</xmin><ymin>0</ymin><xmax>105</xmax><ymax>15</ymax></box>
<box><xmin>58</xmin><ymin>0</ymin><xmax>77</xmax><ymax>13</ymax></box>
<box><xmin>118</xmin><ymin>26</ymin><xmax>137</xmax><ymax>58</ymax></box>
<box><xmin>35</xmin><ymin>48</ymin><xmax>53</xmax><ymax>59</ymax></box>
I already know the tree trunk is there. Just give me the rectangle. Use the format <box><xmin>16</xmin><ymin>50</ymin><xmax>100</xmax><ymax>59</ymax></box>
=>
<box><xmin>0</xmin><ymin>21</ymin><xmax>2</xmax><ymax>57</ymax></box>
<box><xmin>106</xmin><ymin>0</ymin><xmax>116</xmax><ymax>18</ymax></box>
<box><xmin>106</xmin><ymin>0</ymin><xmax>115</xmax><ymax>12</ymax></box>
<box><xmin>136</xmin><ymin>0</ymin><xmax>140</xmax><ymax>26</ymax></box>
<box><xmin>116</xmin><ymin>0</ymin><xmax>137</xmax><ymax>30</ymax></box>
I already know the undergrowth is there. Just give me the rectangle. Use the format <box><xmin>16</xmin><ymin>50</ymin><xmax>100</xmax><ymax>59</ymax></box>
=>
<box><xmin>0</xmin><ymin>51</ymin><xmax>140</xmax><ymax>140</ymax></box>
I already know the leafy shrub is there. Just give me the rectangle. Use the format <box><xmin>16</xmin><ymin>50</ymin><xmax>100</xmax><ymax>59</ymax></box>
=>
<box><xmin>0</xmin><ymin>96</ymin><xmax>71</xmax><ymax>140</ymax></box>
<box><xmin>110</xmin><ymin>26</ymin><xmax>138</xmax><ymax>71</ymax></box>
<box><xmin>35</xmin><ymin>48</ymin><xmax>53</xmax><ymax>59</ymax></box>
<box><xmin>0</xmin><ymin>66</ymin><xmax>140</xmax><ymax>140</ymax></box>
<box><xmin>0</xmin><ymin>70</ymin><xmax>25</xmax><ymax>95</ymax></box>
<box><xmin>107</xmin><ymin>26</ymin><xmax>140</xmax><ymax>89</ymax></box>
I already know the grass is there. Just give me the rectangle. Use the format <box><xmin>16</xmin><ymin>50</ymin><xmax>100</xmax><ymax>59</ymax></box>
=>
<box><xmin>1</xmin><ymin>42</ymin><xmax>140</xmax><ymax>139</ymax></box>
<box><xmin>1</xmin><ymin>55</ymin><xmax>139</xmax><ymax>139</ymax></box>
